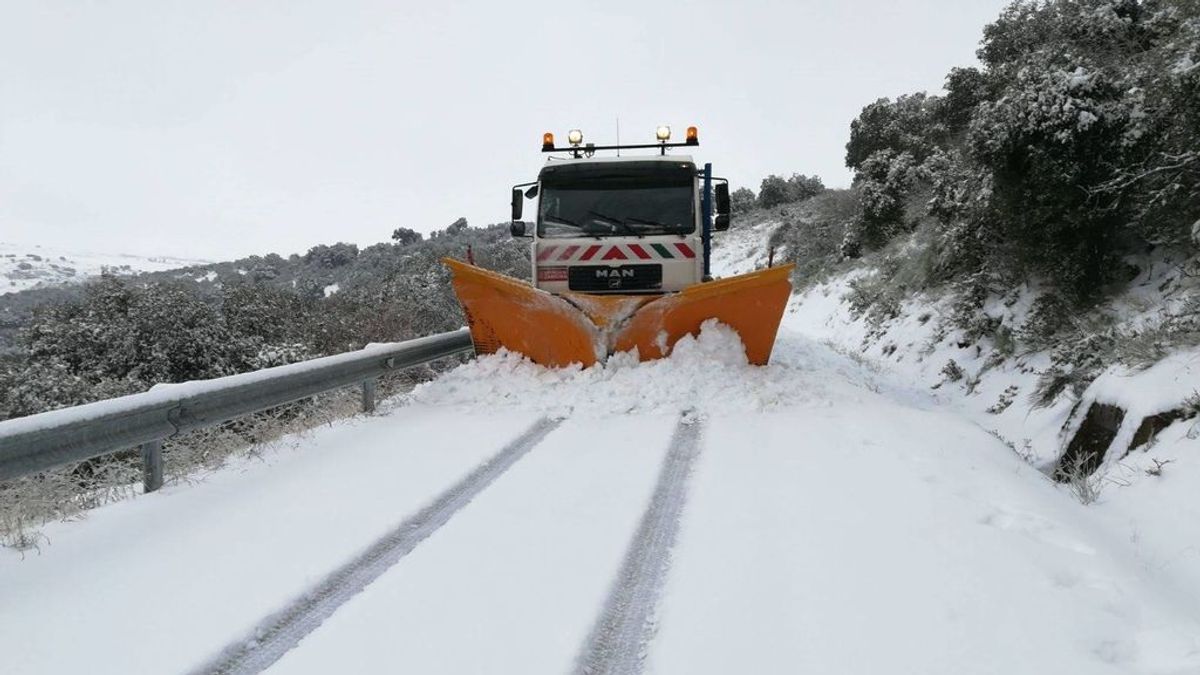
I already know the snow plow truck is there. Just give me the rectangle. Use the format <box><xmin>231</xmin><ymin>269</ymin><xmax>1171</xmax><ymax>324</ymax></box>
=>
<box><xmin>443</xmin><ymin>125</ymin><xmax>794</xmax><ymax>368</ymax></box>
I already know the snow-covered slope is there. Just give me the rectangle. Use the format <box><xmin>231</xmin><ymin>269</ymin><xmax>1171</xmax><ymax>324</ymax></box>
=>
<box><xmin>709</xmin><ymin>212</ymin><xmax>779</xmax><ymax>277</ymax></box>
<box><xmin>713</xmin><ymin>209</ymin><xmax>1199</xmax><ymax>472</ymax></box>
<box><xmin>0</xmin><ymin>242</ymin><xmax>208</xmax><ymax>294</ymax></box>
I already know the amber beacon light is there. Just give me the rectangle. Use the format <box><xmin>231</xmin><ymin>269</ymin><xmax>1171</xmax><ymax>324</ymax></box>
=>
<box><xmin>542</xmin><ymin>132</ymin><xmax>555</xmax><ymax>150</ymax></box>
<box><xmin>686</xmin><ymin>126</ymin><xmax>699</xmax><ymax>144</ymax></box>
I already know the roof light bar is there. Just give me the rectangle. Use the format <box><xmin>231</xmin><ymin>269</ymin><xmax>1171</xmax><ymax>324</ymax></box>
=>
<box><xmin>540</xmin><ymin>124</ymin><xmax>700</xmax><ymax>154</ymax></box>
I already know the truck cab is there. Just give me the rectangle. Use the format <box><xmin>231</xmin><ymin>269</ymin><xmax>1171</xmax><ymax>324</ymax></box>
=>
<box><xmin>510</xmin><ymin>128</ymin><xmax>730</xmax><ymax>296</ymax></box>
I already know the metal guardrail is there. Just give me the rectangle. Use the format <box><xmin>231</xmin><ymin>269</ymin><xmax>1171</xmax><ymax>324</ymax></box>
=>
<box><xmin>0</xmin><ymin>329</ymin><xmax>475</xmax><ymax>491</ymax></box>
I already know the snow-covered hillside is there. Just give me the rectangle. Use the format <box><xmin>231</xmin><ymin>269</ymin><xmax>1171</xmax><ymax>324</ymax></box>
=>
<box><xmin>713</xmin><ymin>209</ymin><xmax>1199</xmax><ymax>478</ymax></box>
<box><xmin>709</xmin><ymin>212</ymin><xmax>777</xmax><ymax>276</ymax></box>
<box><xmin>0</xmin><ymin>242</ymin><xmax>208</xmax><ymax>295</ymax></box>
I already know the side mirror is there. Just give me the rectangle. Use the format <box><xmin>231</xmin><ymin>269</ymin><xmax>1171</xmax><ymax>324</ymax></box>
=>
<box><xmin>714</xmin><ymin>214</ymin><xmax>730</xmax><ymax>231</ymax></box>
<box><xmin>714</xmin><ymin>183</ymin><xmax>731</xmax><ymax>216</ymax></box>
<box><xmin>510</xmin><ymin>221</ymin><xmax>527</xmax><ymax>237</ymax></box>
<box><xmin>511</xmin><ymin>188</ymin><xmax>524</xmax><ymax>221</ymax></box>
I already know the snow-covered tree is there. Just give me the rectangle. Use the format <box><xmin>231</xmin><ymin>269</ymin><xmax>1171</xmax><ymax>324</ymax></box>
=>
<box><xmin>843</xmin><ymin>0</ymin><xmax>1200</xmax><ymax>302</ymax></box>
<box><xmin>845</xmin><ymin>93</ymin><xmax>944</xmax><ymax>170</ymax></box>
<box><xmin>730</xmin><ymin>187</ymin><xmax>756</xmax><ymax>213</ymax></box>
<box><xmin>391</xmin><ymin>227</ymin><xmax>423</xmax><ymax>246</ymax></box>
<box><xmin>304</xmin><ymin>243</ymin><xmax>359</xmax><ymax>268</ymax></box>
<box><xmin>786</xmin><ymin>174</ymin><xmax>826</xmax><ymax>202</ymax></box>
<box><xmin>851</xmin><ymin>150</ymin><xmax>920</xmax><ymax>251</ymax></box>
<box><xmin>757</xmin><ymin>175</ymin><xmax>791</xmax><ymax>208</ymax></box>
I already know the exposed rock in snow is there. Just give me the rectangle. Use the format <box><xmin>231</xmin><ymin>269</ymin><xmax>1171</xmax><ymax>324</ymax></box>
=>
<box><xmin>1061</xmin><ymin>348</ymin><xmax>1200</xmax><ymax>473</ymax></box>
<box><xmin>1058</xmin><ymin>402</ymin><xmax>1126</xmax><ymax>478</ymax></box>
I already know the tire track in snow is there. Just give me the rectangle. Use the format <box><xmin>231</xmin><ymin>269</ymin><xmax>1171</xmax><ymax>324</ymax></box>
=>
<box><xmin>572</xmin><ymin>415</ymin><xmax>704</xmax><ymax>675</ymax></box>
<box><xmin>191</xmin><ymin>416</ymin><xmax>563</xmax><ymax>675</ymax></box>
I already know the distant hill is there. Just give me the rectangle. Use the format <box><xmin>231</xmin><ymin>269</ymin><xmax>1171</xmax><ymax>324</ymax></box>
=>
<box><xmin>0</xmin><ymin>223</ymin><xmax>528</xmax><ymax>355</ymax></box>
<box><xmin>1</xmin><ymin>242</ymin><xmax>210</xmax><ymax>295</ymax></box>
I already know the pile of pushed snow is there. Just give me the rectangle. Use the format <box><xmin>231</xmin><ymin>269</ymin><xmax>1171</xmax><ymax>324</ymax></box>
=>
<box><xmin>406</xmin><ymin>320</ymin><xmax>825</xmax><ymax>417</ymax></box>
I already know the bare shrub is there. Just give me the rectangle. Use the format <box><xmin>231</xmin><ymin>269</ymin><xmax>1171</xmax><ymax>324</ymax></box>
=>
<box><xmin>1061</xmin><ymin>452</ymin><xmax>1105</xmax><ymax>505</ymax></box>
<box><xmin>1183</xmin><ymin>391</ymin><xmax>1200</xmax><ymax>419</ymax></box>
<box><xmin>941</xmin><ymin>359</ymin><xmax>965</xmax><ymax>382</ymax></box>
<box><xmin>1145</xmin><ymin>458</ymin><xmax>1173</xmax><ymax>477</ymax></box>
<box><xmin>1114</xmin><ymin>299</ymin><xmax>1200</xmax><ymax>370</ymax></box>
<box><xmin>772</xmin><ymin>189</ymin><xmax>858</xmax><ymax>287</ymax></box>
<box><xmin>986</xmin><ymin>385</ymin><xmax>1019</xmax><ymax>414</ymax></box>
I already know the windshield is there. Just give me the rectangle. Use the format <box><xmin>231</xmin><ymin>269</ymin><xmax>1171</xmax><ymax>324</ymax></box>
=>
<box><xmin>537</xmin><ymin>184</ymin><xmax>695</xmax><ymax>238</ymax></box>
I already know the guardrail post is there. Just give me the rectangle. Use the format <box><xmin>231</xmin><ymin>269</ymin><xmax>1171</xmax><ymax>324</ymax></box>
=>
<box><xmin>141</xmin><ymin>440</ymin><xmax>163</xmax><ymax>493</ymax></box>
<box><xmin>361</xmin><ymin>379</ymin><xmax>377</xmax><ymax>413</ymax></box>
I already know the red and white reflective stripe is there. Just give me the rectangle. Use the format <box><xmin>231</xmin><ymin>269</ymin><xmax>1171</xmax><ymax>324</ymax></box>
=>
<box><xmin>536</xmin><ymin>243</ymin><xmax>698</xmax><ymax>262</ymax></box>
<box><xmin>626</xmin><ymin>244</ymin><xmax>653</xmax><ymax>260</ymax></box>
<box><xmin>674</xmin><ymin>242</ymin><xmax>696</xmax><ymax>259</ymax></box>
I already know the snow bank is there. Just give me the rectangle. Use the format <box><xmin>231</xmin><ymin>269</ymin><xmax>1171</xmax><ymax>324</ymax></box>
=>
<box><xmin>781</xmin><ymin>273</ymin><xmax>1080</xmax><ymax>469</ymax></box>
<box><xmin>1062</xmin><ymin>347</ymin><xmax>1200</xmax><ymax>470</ymax></box>
<box><xmin>408</xmin><ymin>320</ymin><xmax>821</xmax><ymax>418</ymax></box>
<box><xmin>777</xmin><ymin>255</ymin><xmax>1200</xmax><ymax>472</ymax></box>
<box><xmin>1088</xmin><ymin>348</ymin><xmax>1200</xmax><ymax>418</ymax></box>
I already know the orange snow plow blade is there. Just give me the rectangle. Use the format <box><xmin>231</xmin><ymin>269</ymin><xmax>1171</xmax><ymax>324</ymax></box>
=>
<box><xmin>443</xmin><ymin>258</ymin><xmax>794</xmax><ymax>368</ymax></box>
<box><xmin>609</xmin><ymin>264</ymin><xmax>794</xmax><ymax>365</ymax></box>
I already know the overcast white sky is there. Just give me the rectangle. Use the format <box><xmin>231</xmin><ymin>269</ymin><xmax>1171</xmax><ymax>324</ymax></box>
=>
<box><xmin>1</xmin><ymin>0</ymin><xmax>1010</xmax><ymax>261</ymax></box>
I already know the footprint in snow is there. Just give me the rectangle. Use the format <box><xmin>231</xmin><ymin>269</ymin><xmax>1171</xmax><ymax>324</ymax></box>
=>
<box><xmin>978</xmin><ymin>507</ymin><xmax>1097</xmax><ymax>555</ymax></box>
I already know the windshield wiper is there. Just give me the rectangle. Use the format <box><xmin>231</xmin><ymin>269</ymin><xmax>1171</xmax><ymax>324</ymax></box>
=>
<box><xmin>542</xmin><ymin>215</ymin><xmax>584</xmax><ymax>230</ymax></box>
<box><xmin>587</xmin><ymin>210</ymin><xmax>640</xmax><ymax>237</ymax></box>
<box><xmin>625</xmin><ymin>216</ymin><xmax>678</xmax><ymax>233</ymax></box>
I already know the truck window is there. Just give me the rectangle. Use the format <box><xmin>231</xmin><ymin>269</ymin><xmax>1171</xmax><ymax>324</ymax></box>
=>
<box><xmin>538</xmin><ymin>184</ymin><xmax>695</xmax><ymax>238</ymax></box>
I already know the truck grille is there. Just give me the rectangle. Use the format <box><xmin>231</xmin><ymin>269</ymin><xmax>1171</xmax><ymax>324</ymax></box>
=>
<box><xmin>568</xmin><ymin>264</ymin><xmax>663</xmax><ymax>292</ymax></box>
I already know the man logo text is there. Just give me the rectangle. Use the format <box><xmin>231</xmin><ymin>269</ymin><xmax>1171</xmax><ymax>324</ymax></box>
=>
<box><xmin>592</xmin><ymin>268</ymin><xmax>635</xmax><ymax>279</ymax></box>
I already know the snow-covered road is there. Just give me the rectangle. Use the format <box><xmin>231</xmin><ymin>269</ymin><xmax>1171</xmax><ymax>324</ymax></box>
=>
<box><xmin>3</xmin><ymin>325</ymin><xmax>1200</xmax><ymax>674</ymax></box>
